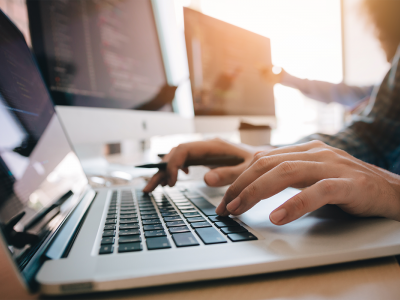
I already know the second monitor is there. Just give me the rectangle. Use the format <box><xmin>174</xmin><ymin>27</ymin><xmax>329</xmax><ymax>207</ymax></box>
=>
<box><xmin>184</xmin><ymin>8</ymin><xmax>275</xmax><ymax>117</ymax></box>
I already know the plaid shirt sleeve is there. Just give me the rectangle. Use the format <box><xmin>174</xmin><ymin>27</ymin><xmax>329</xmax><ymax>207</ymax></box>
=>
<box><xmin>296</xmin><ymin>45</ymin><xmax>400</xmax><ymax>173</ymax></box>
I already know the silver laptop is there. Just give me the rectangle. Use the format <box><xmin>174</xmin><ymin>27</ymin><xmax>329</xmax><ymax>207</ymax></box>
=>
<box><xmin>1</xmin><ymin>10</ymin><xmax>400</xmax><ymax>297</ymax></box>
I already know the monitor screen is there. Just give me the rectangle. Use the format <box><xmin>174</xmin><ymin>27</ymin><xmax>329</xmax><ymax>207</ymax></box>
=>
<box><xmin>184</xmin><ymin>8</ymin><xmax>275</xmax><ymax>116</ymax></box>
<box><xmin>27</xmin><ymin>0</ymin><xmax>171</xmax><ymax>111</ymax></box>
<box><xmin>0</xmin><ymin>9</ymin><xmax>87</xmax><ymax>268</ymax></box>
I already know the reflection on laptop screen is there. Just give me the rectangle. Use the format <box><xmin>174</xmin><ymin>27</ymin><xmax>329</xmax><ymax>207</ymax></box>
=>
<box><xmin>0</xmin><ymin>9</ymin><xmax>87</xmax><ymax>265</ymax></box>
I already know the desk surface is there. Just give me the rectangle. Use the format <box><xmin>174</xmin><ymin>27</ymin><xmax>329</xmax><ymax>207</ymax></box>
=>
<box><xmin>42</xmin><ymin>257</ymin><xmax>400</xmax><ymax>300</ymax></box>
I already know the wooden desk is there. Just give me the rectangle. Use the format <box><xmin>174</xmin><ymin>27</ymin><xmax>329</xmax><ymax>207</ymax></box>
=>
<box><xmin>38</xmin><ymin>257</ymin><xmax>399</xmax><ymax>300</ymax></box>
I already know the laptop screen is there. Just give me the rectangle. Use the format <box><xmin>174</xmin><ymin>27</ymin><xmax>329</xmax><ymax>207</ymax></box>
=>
<box><xmin>0</xmin><ymin>10</ymin><xmax>87</xmax><ymax>267</ymax></box>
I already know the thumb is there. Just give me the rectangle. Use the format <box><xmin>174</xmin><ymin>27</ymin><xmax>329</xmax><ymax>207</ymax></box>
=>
<box><xmin>204</xmin><ymin>164</ymin><xmax>246</xmax><ymax>187</ymax></box>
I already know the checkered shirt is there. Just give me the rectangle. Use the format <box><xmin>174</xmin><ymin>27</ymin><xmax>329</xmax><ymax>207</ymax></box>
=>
<box><xmin>297</xmin><ymin>46</ymin><xmax>400</xmax><ymax>174</ymax></box>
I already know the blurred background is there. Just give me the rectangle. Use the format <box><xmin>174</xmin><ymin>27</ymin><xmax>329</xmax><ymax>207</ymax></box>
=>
<box><xmin>0</xmin><ymin>0</ymin><xmax>390</xmax><ymax>147</ymax></box>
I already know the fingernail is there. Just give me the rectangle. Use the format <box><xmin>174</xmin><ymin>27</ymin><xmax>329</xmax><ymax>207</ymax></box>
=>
<box><xmin>270</xmin><ymin>208</ymin><xmax>287</xmax><ymax>224</ymax></box>
<box><xmin>227</xmin><ymin>198</ymin><xmax>241</xmax><ymax>213</ymax></box>
<box><xmin>205</xmin><ymin>172</ymin><xmax>220</xmax><ymax>186</ymax></box>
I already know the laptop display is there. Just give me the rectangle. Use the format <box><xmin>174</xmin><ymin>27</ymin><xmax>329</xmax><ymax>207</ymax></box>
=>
<box><xmin>0</xmin><ymin>9</ymin><xmax>87</xmax><ymax>275</ymax></box>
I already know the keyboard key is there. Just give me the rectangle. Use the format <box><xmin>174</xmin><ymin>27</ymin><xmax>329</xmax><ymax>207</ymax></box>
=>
<box><xmin>172</xmin><ymin>200</ymin><xmax>190</xmax><ymax>204</ymax></box>
<box><xmin>119</xmin><ymin>229</ymin><xmax>140</xmax><ymax>236</ymax></box>
<box><xmin>107</xmin><ymin>214</ymin><xmax>117</xmax><ymax>219</ymax></box>
<box><xmin>120</xmin><ymin>214</ymin><xmax>137</xmax><ymax>218</ymax></box>
<box><xmin>146</xmin><ymin>237</ymin><xmax>171</xmax><ymax>250</ymax></box>
<box><xmin>140</xmin><ymin>210</ymin><xmax>157</xmax><ymax>215</ymax></box>
<box><xmin>121</xmin><ymin>207</ymin><xmax>136</xmax><ymax>211</ymax></box>
<box><xmin>161</xmin><ymin>212</ymin><xmax>179</xmax><ymax>217</ymax></box>
<box><xmin>119</xmin><ymin>223</ymin><xmax>140</xmax><ymax>230</ymax></box>
<box><xmin>145</xmin><ymin>230</ymin><xmax>167</xmax><ymax>238</ymax></box>
<box><xmin>142</xmin><ymin>219</ymin><xmax>162</xmax><ymax>225</ymax></box>
<box><xmin>228</xmin><ymin>232</ymin><xmax>258</xmax><ymax>242</ymax></box>
<box><xmin>180</xmin><ymin>209</ymin><xmax>198</xmax><ymax>214</ymax></box>
<box><xmin>189</xmin><ymin>197</ymin><xmax>218</xmax><ymax>216</ymax></box>
<box><xmin>187</xmin><ymin>217</ymin><xmax>206</xmax><ymax>223</ymax></box>
<box><xmin>105</xmin><ymin>219</ymin><xmax>117</xmax><ymax>225</ymax></box>
<box><xmin>104</xmin><ymin>224</ymin><xmax>116</xmax><ymax>230</ymax></box>
<box><xmin>221</xmin><ymin>226</ymin><xmax>248</xmax><ymax>235</ymax></box>
<box><xmin>208</xmin><ymin>216</ymin><xmax>232</xmax><ymax>223</ymax></box>
<box><xmin>119</xmin><ymin>235</ymin><xmax>141</xmax><ymax>243</ymax></box>
<box><xmin>120</xmin><ymin>218</ymin><xmax>139</xmax><ymax>224</ymax></box>
<box><xmin>108</xmin><ymin>209</ymin><xmax>117</xmax><ymax>214</ymax></box>
<box><xmin>169</xmin><ymin>226</ymin><xmax>190</xmax><ymax>234</ymax></box>
<box><xmin>215</xmin><ymin>220</ymin><xmax>239</xmax><ymax>228</ymax></box>
<box><xmin>172</xmin><ymin>232</ymin><xmax>200</xmax><ymax>247</ymax></box>
<box><xmin>102</xmin><ymin>230</ymin><xmax>116</xmax><ymax>237</ymax></box>
<box><xmin>101</xmin><ymin>237</ymin><xmax>115</xmax><ymax>245</ymax></box>
<box><xmin>163</xmin><ymin>216</ymin><xmax>182</xmax><ymax>222</ymax></box>
<box><xmin>191</xmin><ymin>222</ymin><xmax>212</xmax><ymax>228</ymax></box>
<box><xmin>159</xmin><ymin>208</ymin><xmax>176</xmax><ymax>213</ymax></box>
<box><xmin>195</xmin><ymin>227</ymin><xmax>227</xmax><ymax>245</ymax></box>
<box><xmin>139</xmin><ymin>206</ymin><xmax>155</xmax><ymax>210</ymax></box>
<box><xmin>120</xmin><ymin>210</ymin><xmax>137</xmax><ymax>215</ymax></box>
<box><xmin>99</xmin><ymin>245</ymin><xmax>113</xmax><ymax>254</ymax></box>
<box><xmin>141</xmin><ymin>214</ymin><xmax>160</xmax><ymax>220</ymax></box>
<box><xmin>118</xmin><ymin>242</ymin><xmax>142</xmax><ymax>253</ymax></box>
<box><xmin>183</xmin><ymin>212</ymin><xmax>201</xmax><ymax>218</ymax></box>
<box><xmin>176</xmin><ymin>205</ymin><xmax>194</xmax><ymax>210</ymax></box>
<box><xmin>166</xmin><ymin>221</ymin><xmax>186</xmax><ymax>227</ymax></box>
<box><xmin>121</xmin><ymin>203</ymin><xmax>135</xmax><ymax>207</ymax></box>
<box><xmin>143</xmin><ymin>224</ymin><xmax>164</xmax><ymax>231</ymax></box>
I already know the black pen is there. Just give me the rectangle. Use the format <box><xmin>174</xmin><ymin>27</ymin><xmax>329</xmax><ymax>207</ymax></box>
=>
<box><xmin>136</xmin><ymin>155</ymin><xmax>244</xmax><ymax>170</ymax></box>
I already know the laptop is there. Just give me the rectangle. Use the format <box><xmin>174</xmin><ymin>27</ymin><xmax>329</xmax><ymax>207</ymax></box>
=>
<box><xmin>1</xmin><ymin>9</ymin><xmax>400</xmax><ymax>296</ymax></box>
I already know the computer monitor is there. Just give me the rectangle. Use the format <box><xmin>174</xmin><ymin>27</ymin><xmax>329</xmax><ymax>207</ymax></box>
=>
<box><xmin>27</xmin><ymin>0</ymin><xmax>172</xmax><ymax>111</ymax></box>
<box><xmin>184</xmin><ymin>8</ymin><xmax>275</xmax><ymax>117</ymax></box>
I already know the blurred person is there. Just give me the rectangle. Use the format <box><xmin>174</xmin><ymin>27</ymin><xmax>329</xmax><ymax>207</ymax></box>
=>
<box><xmin>260</xmin><ymin>66</ymin><xmax>373</xmax><ymax>109</ymax></box>
<box><xmin>143</xmin><ymin>0</ymin><xmax>400</xmax><ymax>226</ymax></box>
<box><xmin>259</xmin><ymin>0</ymin><xmax>400</xmax><ymax>110</ymax></box>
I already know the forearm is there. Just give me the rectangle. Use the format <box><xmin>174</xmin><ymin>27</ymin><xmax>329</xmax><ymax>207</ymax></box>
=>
<box><xmin>280</xmin><ymin>71</ymin><xmax>373</xmax><ymax>107</ymax></box>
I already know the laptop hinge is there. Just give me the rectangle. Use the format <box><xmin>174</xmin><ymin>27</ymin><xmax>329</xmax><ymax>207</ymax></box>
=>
<box><xmin>45</xmin><ymin>189</ymin><xmax>96</xmax><ymax>260</ymax></box>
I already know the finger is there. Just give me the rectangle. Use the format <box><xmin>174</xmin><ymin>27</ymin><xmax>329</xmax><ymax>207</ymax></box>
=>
<box><xmin>217</xmin><ymin>151</ymin><xmax>331</xmax><ymax>215</ymax></box>
<box><xmin>166</xmin><ymin>139</ymin><xmax>248</xmax><ymax>187</ymax></box>
<box><xmin>269</xmin><ymin>178</ymin><xmax>353</xmax><ymax>225</ymax></box>
<box><xmin>251</xmin><ymin>140</ymin><xmax>327</xmax><ymax>165</ymax></box>
<box><xmin>204</xmin><ymin>163</ymin><xmax>248</xmax><ymax>187</ymax></box>
<box><xmin>143</xmin><ymin>171</ymin><xmax>166</xmax><ymax>193</ymax></box>
<box><xmin>223</xmin><ymin>161</ymin><xmax>335</xmax><ymax>216</ymax></box>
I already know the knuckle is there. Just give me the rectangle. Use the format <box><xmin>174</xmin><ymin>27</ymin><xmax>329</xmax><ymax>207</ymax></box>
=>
<box><xmin>315</xmin><ymin>148</ymin><xmax>337</xmax><ymax>160</ymax></box>
<box><xmin>254</xmin><ymin>156</ymin><xmax>272</xmax><ymax>172</ymax></box>
<box><xmin>244</xmin><ymin>183</ymin><xmax>259</xmax><ymax>199</ymax></box>
<box><xmin>354</xmin><ymin>172</ymin><xmax>376</xmax><ymax>193</ymax></box>
<box><xmin>318</xmin><ymin>179</ymin><xmax>339</xmax><ymax>196</ymax></box>
<box><xmin>310</xmin><ymin>140</ymin><xmax>326</xmax><ymax>147</ymax></box>
<box><xmin>225</xmin><ymin>184</ymin><xmax>240</xmax><ymax>199</ymax></box>
<box><xmin>277</xmin><ymin>161</ymin><xmax>297</xmax><ymax>177</ymax></box>
<box><xmin>291</xmin><ymin>194</ymin><xmax>308</xmax><ymax>212</ymax></box>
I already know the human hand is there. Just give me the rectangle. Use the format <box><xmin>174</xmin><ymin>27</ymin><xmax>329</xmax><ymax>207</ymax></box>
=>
<box><xmin>143</xmin><ymin>138</ymin><xmax>259</xmax><ymax>193</ymax></box>
<box><xmin>216</xmin><ymin>140</ymin><xmax>400</xmax><ymax>224</ymax></box>
<box><xmin>259</xmin><ymin>65</ymin><xmax>284</xmax><ymax>85</ymax></box>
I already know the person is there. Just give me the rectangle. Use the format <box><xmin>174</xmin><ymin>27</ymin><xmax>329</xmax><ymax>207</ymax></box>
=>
<box><xmin>260</xmin><ymin>66</ymin><xmax>374</xmax><ymax>109</ymax></box>
<box><xmin>143</xmin><ymin>0</ymin><xmax>400</xmax><ymax>226</ymax></box>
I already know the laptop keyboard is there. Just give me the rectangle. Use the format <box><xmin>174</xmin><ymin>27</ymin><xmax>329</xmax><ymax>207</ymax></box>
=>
<box><xmin>98</xmin><ymin>188</ymin><xmax>257</xmax><ymax>254</ymax></box>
